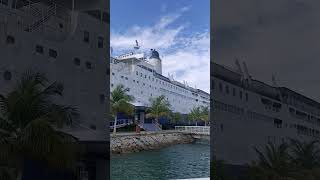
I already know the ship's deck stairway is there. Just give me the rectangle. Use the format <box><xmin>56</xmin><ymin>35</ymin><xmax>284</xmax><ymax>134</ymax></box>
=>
<box><xmin>24</xmin><ymin>3</ymin><xmax>56</xmax><ymax>32</ymax></box>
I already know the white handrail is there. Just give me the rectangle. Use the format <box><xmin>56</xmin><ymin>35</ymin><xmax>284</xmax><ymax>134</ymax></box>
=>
<box><xmin>175</xmin><ymin>126</ymin><xmax>210</xmax><ymax>135</ymax></box>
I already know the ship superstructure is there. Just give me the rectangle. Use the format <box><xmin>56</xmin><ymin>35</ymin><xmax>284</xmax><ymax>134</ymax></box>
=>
<box><xmin>110</xmin><ymin>43</ymin><xmax>210</xmax><ymax>114</ymax></box>
<box><xmin>211</xmin><ymin>60</ymin><xmax>320</xmax><ymax>165</ymax></box>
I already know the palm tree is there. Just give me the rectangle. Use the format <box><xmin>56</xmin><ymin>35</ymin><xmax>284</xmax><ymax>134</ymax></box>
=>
<box><xmin>200</xmin><ymin>106</ymin><xmax>209</xmax><ymax>126</ymax></box>
<box><xmin>0</xmin><ymin>70</ymin><xmax>79</xmax><ymax>180</ymax></box>
<box><xmin>289</xmin><ymin>139</ymin><xmax>320</xmax><ymax>169</ymax></box>
<box><xmin>188</xmin><ymin>106</ymin><xmax>202</xmax><ymax>126</ymax></box>
<box><xmin>170</xmin><ymin>111</ymin><xmax>182</xmax><ymax>125</ymax></box>
<box><xmin>250</xmin><ymin>142</ymin><xmax>293</xmax><ymax>180</ymax></box>
<box><xmin>110</xmin><ymin>84</ymin><xmax>134</xmax><ymax>135</ymax></box>
<box><xmin>146</xmin><ymin>95</ymin><xmax>171</xmax><ymax>129</ymax></box>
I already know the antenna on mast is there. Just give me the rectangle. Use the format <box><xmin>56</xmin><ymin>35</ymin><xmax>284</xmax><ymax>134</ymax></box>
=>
<box><xmin>235</xmin><ymin>58</ymin><xmax>243</xmax><ymax>75</ymax></box>
<box><xmin>272</xmin><ymin>74</ymin><xmax>278</xmax><ymax>87</ymax></box>
<box><xmin>242</xmin><ymin>61</ymin><xmax>252</xmax><ymax>85</ymax></box>
<box><xmin>134</xmin><ymin>40</ymin><xmax>140</xmax><ymax>49</ymax></box>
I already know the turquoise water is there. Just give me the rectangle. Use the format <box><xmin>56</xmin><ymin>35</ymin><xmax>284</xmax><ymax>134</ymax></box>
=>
<box><xmin>111</xmin><ymin>143</ymin><xmax>210</xmax><ymax>180</ymax></box>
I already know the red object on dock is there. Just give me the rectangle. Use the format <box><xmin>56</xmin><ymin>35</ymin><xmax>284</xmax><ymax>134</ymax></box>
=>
<box><xmin>136</xmin><ymin>125</ymin><xmax>141</xmax><ymax>133</ymax></box>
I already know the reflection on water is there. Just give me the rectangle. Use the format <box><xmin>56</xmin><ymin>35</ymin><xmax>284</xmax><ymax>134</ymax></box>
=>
<box><xmin>111</xmin><ymin>143</ymin><xmax>210</xmax><ymax>180</ymax></box>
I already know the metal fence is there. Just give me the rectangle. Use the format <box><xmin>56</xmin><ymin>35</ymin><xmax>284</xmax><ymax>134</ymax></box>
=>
<box><xmin>175</xmin><ymin>126</ymin><xmax>210</xmax><ymax>135</ymax></box>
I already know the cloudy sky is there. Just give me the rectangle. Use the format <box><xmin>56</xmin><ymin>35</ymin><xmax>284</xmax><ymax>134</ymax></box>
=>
<box><xmin>214</xmin><ymin>0</ymin><xmax>320</xmax><ymax>102</ymax></box>
<box><xmin>110</xmin><ymin>0</ymin><xmax>210</xmax><ymax>93</ymax></box>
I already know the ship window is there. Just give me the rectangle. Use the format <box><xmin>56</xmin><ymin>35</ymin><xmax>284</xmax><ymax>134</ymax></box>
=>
<box><xmin>73</xmin><ymin>58</ymin><xmax>80</xmax><ymax>66</ymax></box>
<box><xmin>49</xmin><ymin>49</ymin><xmax>57</xmax><ymax>58</ymax></box>
<box><xmin>125</xmin><ymin>77</ymin><xmax>128</xmax><ymax>80</ymax></box>
<box><xmin>239</xmin><ymin>91</ymin><xmax>243</xmax><ymax>99</ymax></box>
<box><xmin>121</xmin><ymin>76</ymin><xmax>124</xmax><ymax>78</ymax></box>
<box><xmin>3</xmin><ymin>70</ymin><xmax>11</xmax><ymax>81</ymax></box>
<box><xmin>136</xmin><ymin>71</ymin><xmax>138</xmax><ymax>75</ymax></box>
<box><xmin>145</xmin><ymin>75</ymin><xmax>146</xmax><ymax>78</ymax></box>
<box><xmin>219</xmin><ymin>83</ymin><xmax>222</xmax><ymax>92</ymax></box>
<box><xmin>83</xmin><ymin>31</ymin><xmax>89</xmax><ymax>42</ymax></box>
<box><xmin>6</xmin><ymin>35</ymin><xmax>15</xmax><ymax>44</ymax></box>
<box><xmin>112</xmin><ymin>72</ymin><xmax>115</xmax><ymax>75</ymax></box>
<box><xmin>225</xmin><ymin>85</ymin><xmax>229</xmax><ymax>94</ymax></box>
<box><xmin>143</xmin><ymin>83</ymin><xmax>145</xmax><ymax>86</ymax></box>
<box><xmin>133</xmin><ymin>80</ymin><xmax>135</xmax><ymax>82</ymax></box>
<box><xmin>140</xmin><ymin>73</ymin><xmax>142</xmax><ymax>77</ymax></box>
<box><xmin>99</xmin><ymin>94</ymin><xmax>105</xmax><ymax>104</ymax></box>
<box><xmin>59</xmin><ymin>23</ymin><xmax>63</xmax><ymax>29</ymax></box>
<box><xmin>98</xmin><ymin>36</ymin><xmax>104</xmax><ymax>48</ymax></box>
<box><xmin>232</xmin><ymin>88</ymin><xmax>236</xmax><ymax>96</ymax></box>
<box><xmin>35</xmin><ymin>45</ymin><xmax>44</xmax><ymax>54</ymax></box>
<box><xmin>137</xmin><ymin>81</ymin><xmax>139</xmax><ymax>83</ymax></box>
<box><xmin>111</xmin><ymin>83</ymin><xmax>114</xmax><ymax>87</ymax></box>
<box><xmin>85</xmin><ymin>61</ymin><xmax>92</xmax><ymax>69</ymax></box>
<box><xmin>245</xmin><ymin>93</ymin><xmax>248</xmax><ymax>101</ymax></box>
<box><xmin>2</xmin><ymin>0</ymin><xmax>8</xmax><ymax>5</ymax></box>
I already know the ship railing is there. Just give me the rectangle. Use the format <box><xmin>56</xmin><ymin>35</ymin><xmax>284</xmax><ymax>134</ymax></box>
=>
<box><xmin>109</xmin><ymin>119</ymin><xmax>133</xmax><ymax>129</ymax></box>
<box><xmin>10</xmin><ymin>0</ymin><xmax>71</xmax><ymax>32</ymax></box>
<box><xmin>175</xmin><ymin>126</ymin><xmax>210</xmax><ymax>135</ymax></box>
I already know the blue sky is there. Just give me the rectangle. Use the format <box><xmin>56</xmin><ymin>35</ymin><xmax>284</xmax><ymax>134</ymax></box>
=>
<box><xmin>110</xmin><ymin>0</ymin><xmax>210</xmax><ymax>93</ymax></box>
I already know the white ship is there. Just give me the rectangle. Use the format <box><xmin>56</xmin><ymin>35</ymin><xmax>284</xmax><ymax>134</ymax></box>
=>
<box><xmin>110</xmin><ymin>41</ymin><xmax>210</xmax><ymax>128</ymax></box>
<box><xmin>211</xmin><ymin>60</ymin><xmax>320</xmax><ymax>165</ymax></box>
<box><xmin>0</xmin><ymin>0</ymin><xmax>109</xmax><ymax>179</ymax></box>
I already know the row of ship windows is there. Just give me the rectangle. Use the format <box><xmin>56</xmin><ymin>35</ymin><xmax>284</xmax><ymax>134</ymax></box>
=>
<box><xmin>6</xmin><ymin>31</ymin><xmax>104</xmax><ymax>49</ymax></box>
<box><xmin>110</xmin><ymin>84</ymin><xmax>208</xmax><ymax>105</ymax></box>
<box><xmin>0</xmin><ymin>0</ymin><xmax>8</xmax><ymax>6</ymax></box>
<box><xmin>83</xmin><ymin>31</ymin><xmax>104</xmax><ymax>48</ymax></box>
<box><xmin>6</xmin><ymin>36</ymin><xmax>95</xmax><ymax>69</ymax></box>
<box><xmin>212</xmin><ymin>80</ymin><xmax>249</xmax><ymax>101</ymax></box>
<box><xmin>135</xmin><ymin>71</ymin><xmax>190</xmax><ymax>94</ymax></box>
<box><xmin>295</xmin><ymin>124</ymin><xmax>320</xmax><ymax>138</ymax></box>
<box><xmin>214</xmin><ymin>100</ymin><xmax>320</xmax><ymax>138</ymax></box>
<box><xmin>111</xmin><ymin>79</ymin><xmax>208</xmax><ymax>104</ymax></box>
<box><xmin>111</xmin><ymin>71</ymin><xmax>206</xmax><ymax>98</ymax></box>
<box><xmin>289</xmin><ymin>107</ymin><xmax>320</xmax><ymax>127</ymax></box>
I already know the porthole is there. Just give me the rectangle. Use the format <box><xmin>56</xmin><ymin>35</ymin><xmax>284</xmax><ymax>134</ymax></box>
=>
<box><xmin>6</xmin><ymin>35</ymin><xmax>15</xmax><ymax>44</ymax></box>
<box><xmin>99</xmin><ymin>94</ymin><xmax>105</xmax><ymax>104</ymax></box>
<box><xmin>74</xmin><ymin>58</ymin><xmax>80</xmax><ymax>66</ymax></box>
<box><xmin>3</xmin><ymin>71</ymin><xmax>12</xmax><ymax>81</ymax></box>
<box><xmin>85</xmin><ymin>61</ymin><xmax>92</xmax><ymax>69</ymax></box>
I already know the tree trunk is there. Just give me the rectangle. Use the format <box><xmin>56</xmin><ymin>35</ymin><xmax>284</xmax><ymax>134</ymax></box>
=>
<box><xmin>196</xmin><ymin>121</ymin><xmax>198</xmax><ymax>126</ymax></box>
<box><xmin>113</xmin><ymin>116</ymin><xmax>117</xmax><ymax>135</ymax></box>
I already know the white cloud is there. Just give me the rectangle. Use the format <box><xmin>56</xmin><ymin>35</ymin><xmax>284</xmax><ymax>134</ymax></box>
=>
<box><xmin>162</xmin><ymin>32</ymin><xmax>210</xmax><ymax>93</ymax></box>
<box><xmin>111</xmin><ymin>7</ymin><xmax>210</xmax><ymax>93</ymax></box>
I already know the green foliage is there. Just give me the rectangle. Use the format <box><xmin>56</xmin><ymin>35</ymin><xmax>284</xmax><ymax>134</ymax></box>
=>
<box><xmin>169</xmin><ymin>112</ymin><xmax>182</xmax><ymax>124</ymax></box>
<box><xmin>146</xmin><ymin>95</ymin><xmax>171</xmax><ymax>122</ymax></box>
<box><xmin>0</xmin><ymin>70</ymin><xmax>79</xmax><ymax>179</ymax></box>
<box><xmin>188</xmin><ymin>106</ymin><xmax>202</xmax><ymax>122</ymax></box>
<box><xmin>110</xmin><ymin>84</ymin><xmax>135</xmax><ymax>117</ymax></box>
<box><xmin>249</xmin><ymin>140</ymin><xmax>320</xmax><ymax>180</ymax></box>
<box><xmin>200</xmin><ymin>106</ymin><xmax>209</xmax><ymax>125</ymax></box>
<box><xmin>188</xmin><ymin>106</ymin><xmax>209</xmax><ymax>125</ymax></box>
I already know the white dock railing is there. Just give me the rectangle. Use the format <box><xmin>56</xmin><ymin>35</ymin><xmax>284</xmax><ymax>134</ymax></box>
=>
<box><xmin>175</xmin><ymin>126</ymin><xmax>210</xmax><ymax>135</ymax></box>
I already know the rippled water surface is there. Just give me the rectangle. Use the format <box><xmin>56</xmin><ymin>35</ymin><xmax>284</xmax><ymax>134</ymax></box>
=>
<box><xmin>111</xmin><ymin>143</ymin><xmax>210</xmax><ymax>180</ymax></box>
